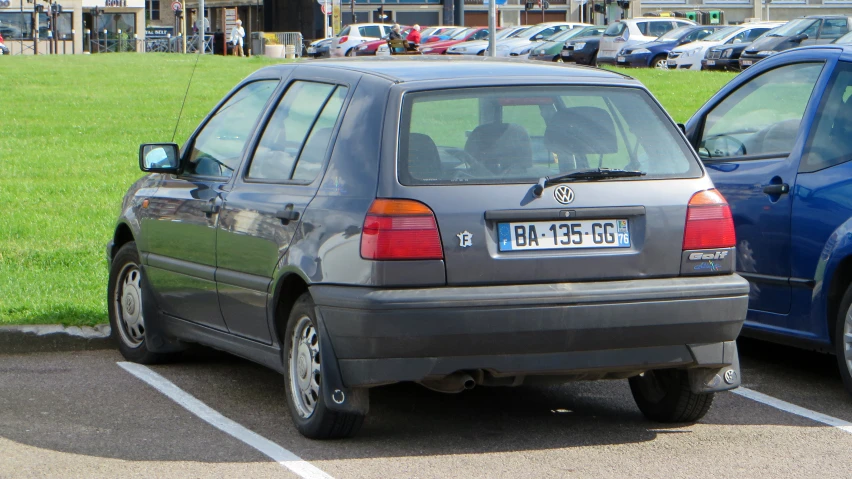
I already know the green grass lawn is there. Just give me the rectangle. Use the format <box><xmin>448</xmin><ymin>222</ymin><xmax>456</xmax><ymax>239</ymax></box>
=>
<box><xmin>0</xmin><ymin>55</ymin><xmax>736</xmax><ymax>326</ymax></box>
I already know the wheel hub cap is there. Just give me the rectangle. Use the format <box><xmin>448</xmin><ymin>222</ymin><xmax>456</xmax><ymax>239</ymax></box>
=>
<box><xmin>115</xmin><ymin>264</ymin><xmax>145</xmax><ymax>348</ymax></box>
<box><xmin>289</xmin><ymin>316</ymin><xmax>321</xmax><ymax>418</ymax></box>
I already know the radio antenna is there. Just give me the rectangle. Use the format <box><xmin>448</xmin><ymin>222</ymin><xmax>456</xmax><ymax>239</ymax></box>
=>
<box><xmin>171</xmin><ymin>48</ymin><xmax>203</xmax><ymax>143</ymax></box>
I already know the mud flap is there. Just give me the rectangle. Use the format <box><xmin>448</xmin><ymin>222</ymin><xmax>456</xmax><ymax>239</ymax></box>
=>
<box><xmin>139</xmin><ymin>265</ymin><xmax>187</xmax><ymax>354</ymax></box>
<box><xmin>313</xmin><ymin>306</ymin><xmax>370</xmax><ymax>415</ymax></box>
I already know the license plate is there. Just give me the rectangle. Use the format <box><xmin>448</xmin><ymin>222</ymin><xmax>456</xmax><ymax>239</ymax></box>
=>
<box><xmin>498</xmin><ymin>219</ymin><xmax>630</xmax><ymax>252</ymax></box>
<box><xmin>667</xmin><ymin>60</ymin><xmax>677</xmax><ymax>66</ymax></box>
<box><xmin>706</xmin><ymin>60</ymin><xmax>715</xmax><ymax>66</ymax></box>
<box><xmin>617</xmin><ymin>56</ymin><xmax>625</xmax><ymax>63</ymax></box>
<box><xmin>742</xmin><ymin>60</ymin><xmax>753</xmax><ymax>66</ymax></box>
<box><xmin>601</xmin><ymin>50</ymin><xmax>615</xmax><ymax>57</ymax></box>
<box><xmin>307</xmin><ymin>47</ymin><xmax>316</xmax><ymax>54</ymax></box>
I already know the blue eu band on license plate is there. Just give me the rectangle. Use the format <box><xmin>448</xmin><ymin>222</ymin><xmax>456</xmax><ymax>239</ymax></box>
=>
<box><xmin>498</xmin><ymin>219</ymin><xmax>630</xmax><ymax>252</ymax></box>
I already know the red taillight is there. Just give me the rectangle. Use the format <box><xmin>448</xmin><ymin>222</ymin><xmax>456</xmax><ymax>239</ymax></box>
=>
<box><xmin>339</xmin><ymin>36</ymin><xmax>349</xmax><ymax>44</ymax></box>
<box><xmin>683</xmin><ymin>189</ymin><xmax>736</xmax><ymax>250</ymax></box>
<box><xmin>360</xmin><ymin>199</ymin><xmax>444</xmax><ymax>260</ymax></box>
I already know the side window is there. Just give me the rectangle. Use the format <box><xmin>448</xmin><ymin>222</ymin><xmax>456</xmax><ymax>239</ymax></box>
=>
<box><xmin>636</xmin><ymin>22</ymin><xmax>648</xmax><ymax>36</ymax></box>
<box><xmin>293</xmin><ymin>87</ymin><xmax>349</xmax><ymax>181</ymax></box>
<box><xmin>474</xmin><ymin>29</ymin><xmax>488</xmax><ymax>40</ymax></box>
<box><xmin>648</xmin><ymin>21</ymin><xmax>672</xmax><ymax>38</ymax></box>
<box><xmin>729</xmin><ymin>30</ymin><xmax>749</xmax><ymax>44</ymax></box>
<box><xmin>248</xmin><ymin>82</ymin><xmax>347</xmax><ymax>181</ymax></box>
<box><xmin>186</xmin><ymin>81</ymin><xmax>277</xmax><ymax>178</ymax></box>
<box><xmin>745</xmin><ymin>28</ymin><xmax>769</xmax><ymax>42</ymax></box>
<box><xmin>820</xmin><ymin>19</ymin><xmax>848</xmax><ymax>40</ymax></box>
<box><xmin>803</xmin><ymin>20</ymin><xmax>821</xmax><ymax>39</ymax></box>
<box><xmin>361</xmin><ymin>25</ymin><xmax>382</xmax><ymax>38</ymax></box>
<box><xmin>536</xmin><ymin>27</ymin><xmax>556</xmax><ymax>39</ymax></box>
<box><xmin>699</xmin><ymin>63</ymin><xmax>822</xmax><ymax>159</ymax></box>
<box><xmin>801</xmin><ymin>63</ymin><xmax>852</xmax><ymax>173</ymax></box>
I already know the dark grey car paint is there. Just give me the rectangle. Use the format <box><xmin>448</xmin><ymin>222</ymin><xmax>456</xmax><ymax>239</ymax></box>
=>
<box><xmin>111</xmin><ymin>59</ymin><xmax>749</xmax><ymax>410</ymax></box>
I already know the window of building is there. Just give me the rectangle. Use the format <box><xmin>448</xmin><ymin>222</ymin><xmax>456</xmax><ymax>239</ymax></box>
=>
<box><xmin>150</xmin><ymin>0</ymin><xmax>161</xmax><ymax>21</ymax></box>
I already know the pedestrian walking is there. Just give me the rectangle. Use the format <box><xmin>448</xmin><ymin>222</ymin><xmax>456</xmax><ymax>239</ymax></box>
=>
<box><xmin>230</xmin><ymin>19</ymin><xmax>245</xmax><ymax>57</ymax></box>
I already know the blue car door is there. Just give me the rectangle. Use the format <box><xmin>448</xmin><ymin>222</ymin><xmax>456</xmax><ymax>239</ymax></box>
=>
<box><xmin>686</xmin><ymin>51</ymin><xmax>838</xmax><ymax>333</ymax></box>
<box><xmin>789</xmin><ymin>59</ymin><xmax>852</xmax><ymax>342</ymax></box>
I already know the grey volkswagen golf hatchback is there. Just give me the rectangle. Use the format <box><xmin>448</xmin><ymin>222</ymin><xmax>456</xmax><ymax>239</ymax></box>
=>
<box><xmin>108</xmin><ymin>58</ymin><xmax>749</xmax><ymax>439</ymax></box>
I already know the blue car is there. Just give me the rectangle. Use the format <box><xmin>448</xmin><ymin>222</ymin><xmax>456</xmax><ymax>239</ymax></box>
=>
<box><xmin>684</xmin><ymin>45</ymin><xmax>852</xmax><ymax>395</ymax></box>
<box><xmin>616</xmin><ymin>25</ymin><xmax>723</xmax><ymax>69</ymax></box>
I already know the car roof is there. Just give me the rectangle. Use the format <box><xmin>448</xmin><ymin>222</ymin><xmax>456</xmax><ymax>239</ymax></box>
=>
<box><xmin>803</xmin><ymin>15</ymin><xmax>851</xmax><ymax>19</ymax></box>
<box><xmin>269</xmin><ymin>57</ymin><xmax>633</xmax><ymax>84</ymax></box>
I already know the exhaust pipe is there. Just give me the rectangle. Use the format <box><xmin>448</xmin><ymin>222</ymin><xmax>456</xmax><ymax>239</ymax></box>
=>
<box><xmin>420</xmin><ymin>372</ymin><xmax>476</xmax><ymax>393</ymax></box>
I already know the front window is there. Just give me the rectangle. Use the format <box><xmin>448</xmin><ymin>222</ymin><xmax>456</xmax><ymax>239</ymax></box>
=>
<box><xmin>398</xmin><ymin>86</ymin><xmax>701</xmax><ymax>186</ymax></box>
<box><xmin>604</xmin><ymin>22</ymin><xmax>626</xmax><ymax>37</ymax></box>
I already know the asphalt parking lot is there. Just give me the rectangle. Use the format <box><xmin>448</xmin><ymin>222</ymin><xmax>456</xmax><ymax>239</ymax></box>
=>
<box><xmin>3</xmin><ymin>338</ymin><xmax>852</xmax><ymax>479</ymax></box>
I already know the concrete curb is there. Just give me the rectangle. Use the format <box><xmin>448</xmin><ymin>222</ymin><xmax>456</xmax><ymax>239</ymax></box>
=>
<box><xmin>0</xmin><ymin>324</ymin><xmax>113</xmax><ymax>354</ymax></box>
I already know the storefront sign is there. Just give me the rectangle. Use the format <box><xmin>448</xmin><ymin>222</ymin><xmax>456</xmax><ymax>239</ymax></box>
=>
<box><xmin>0</xmin><ymin>0</ymin><xmax>11</xmax><ymax>7</ymax></box>
<box><xmin>146</xmin><ymin>26</ymin><xmax>174</xmax><ymax>36</ymax></box>
<box><xmin>82</xmin><ymin>0</ymin><xmax>145</xmax><ymax>8</ymax></box>
<box><xmin>105</xmin><ymin>0</ymin><xmax>127</xmax><ymax>6</ymax></box>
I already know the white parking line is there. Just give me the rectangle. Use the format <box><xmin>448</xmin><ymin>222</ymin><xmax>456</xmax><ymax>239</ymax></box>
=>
<box><xmin>733</xmin><ymin>387</ymin><xmax>852</xmax><ymax>434</ymax></box>
<box><xmin>117</xmin><ymin>361</ymin><xmax>335</xmax><ymax>479</ymax></box>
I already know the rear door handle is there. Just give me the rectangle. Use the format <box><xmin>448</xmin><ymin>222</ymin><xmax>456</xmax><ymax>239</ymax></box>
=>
<box><xmin>275</xmin><ymin>204</ymin><xmax>301</xmax><ymax>225</ymax></box>
<box><xmin>763</xmin><ymin>183</ymin><xmax>790</xmax><ymax>195</ymax></box>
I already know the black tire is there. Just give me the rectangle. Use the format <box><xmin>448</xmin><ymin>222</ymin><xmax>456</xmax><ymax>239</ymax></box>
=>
<box><xmin>108</xmin><ymin>242</ymin><xmax>177</xmax><ymax>364</ymax></box>
<box><xmin>284</xmin><ymin>293</ymin><xmax>366</xmax><ymax>439</ymax></box>
<box><xmin>590</xmin><ymin>52</ymin><xmax>598</xmax><ymax>67</ymax></box>
<box><xmin>834</xmin><ymin>283</ymin><xmax>852</xmax><ymax>396</ymax></box>
<box><xmin>345</xmin><ymin>48</ymin><xmax>356</xmax><ymax>57</ymax></box>
<box><xmin>629</xmin><ymin>369</ymin><xmax>714</xmax><ymax>423</ymax></box>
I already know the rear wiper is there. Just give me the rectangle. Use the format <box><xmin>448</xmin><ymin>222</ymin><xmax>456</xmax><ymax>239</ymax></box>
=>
<box><xmin>533</xmin><ymin>168</ymin><xmax>646</xmax><ymax>196</ymax></box>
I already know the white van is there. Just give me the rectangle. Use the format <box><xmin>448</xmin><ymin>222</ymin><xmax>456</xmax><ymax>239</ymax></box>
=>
<box><xmin>598</xmin><ymin>18</ymin><xmax>695</xmax><ymax>65</ymax></box>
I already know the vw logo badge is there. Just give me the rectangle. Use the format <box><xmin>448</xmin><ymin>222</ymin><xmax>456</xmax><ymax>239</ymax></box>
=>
<box><xmin>554</xmin><ymin>185</ymin><xmax>575</xmax><ymax>205</ymax></box>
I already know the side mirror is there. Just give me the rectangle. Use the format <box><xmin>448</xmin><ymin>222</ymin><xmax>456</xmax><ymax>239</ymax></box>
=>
<box><xmin>140</xmin><ymin>143</ymin><xmax>180</xmax><ymax>173</ymax></box>
<box><xmin>677</xmin><ymin>123</ymin><xmax>686</xmax><ymax>135</ymax></box>
<box><xmin>792</xmin><ymin>33</ymin><xmax>808</xmax><ymax>42</ymax></box>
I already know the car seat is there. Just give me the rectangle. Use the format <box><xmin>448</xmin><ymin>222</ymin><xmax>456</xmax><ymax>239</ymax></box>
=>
<box><xmin>464</xmin><ymin>123</ymin><xmax>532</xmax><ymax>174</ymax></box>
<box><xmin>403</xmin><ymin>132</ymin><xmax>443</xmax><ymax>182</ymax></box>
<box><xmin>544</xmin><ymin>107</ymin><xmax>618</xmax><ymax>171</ymax></box>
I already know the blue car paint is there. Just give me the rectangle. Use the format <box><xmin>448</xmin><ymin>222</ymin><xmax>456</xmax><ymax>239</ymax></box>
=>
<box><xmin>686</xmin><ymin>45</ymin><xmax>852</xmax><ymax>349</ymax></box>
<box><xmin>618</xmin><ymin>27</ymin><xmax>720</xmax><ymax>67</ymax></box>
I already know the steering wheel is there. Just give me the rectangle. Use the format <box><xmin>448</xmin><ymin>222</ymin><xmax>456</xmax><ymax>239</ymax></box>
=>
<box><xmin>700</xmin><ymin>134</ymin><xmax>747</xmax><ymax>158</ymax></box>
<box><xmin>448</xmin><ymin>149</ymin><xmax>491</xmax><ymax>176</ymax></box>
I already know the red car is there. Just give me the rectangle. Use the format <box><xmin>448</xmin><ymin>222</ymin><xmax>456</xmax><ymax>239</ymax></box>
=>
<box><xmin>418</xmin><ymin>27</ymin><xmax>494</xmax><ymax>55</ymax></box>
<box><xmin>354</xmin><ymin>26</ymin><xmax>415</xmax><ymax>56</ymax></box>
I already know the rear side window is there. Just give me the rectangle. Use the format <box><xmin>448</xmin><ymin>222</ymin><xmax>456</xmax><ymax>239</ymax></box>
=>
<box><xmin>820</xmin><ymin>19</ymin><xmax>848</xmax><ymax>40</ymax></box>
<box><xmin>636</xmin><ymin>22</ymin><xmax>648</xmax><ymax>36</ymax></box>
<box><xmin>248</xmin><ymin>81</ymin><xmax>348</xmax><ymax>182</ymax></box>
<box><xmin>360</xmin><ymin>25</ymin><xmax>383</xmax><ymax>38</ymax></box>
<box><xmin>398</xmin><ymin>86</ymin><xmax>701</xmax><ymax>186</ymax></box>
<box><xmin>800</xmin><ymin>62</ymin><xmax>852</xmax><ymax>172</ymax></box>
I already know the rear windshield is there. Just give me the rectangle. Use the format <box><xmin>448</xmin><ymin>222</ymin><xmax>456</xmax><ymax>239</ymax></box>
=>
<box><xmin>604</xmin><ymin>22</ymin><xmax>626</xmax><ymax>37</ymax></box>
<box><xmin>397</xmin><ymin>86</ymin><xmax>701</xmax><ymax>186</ymax></box>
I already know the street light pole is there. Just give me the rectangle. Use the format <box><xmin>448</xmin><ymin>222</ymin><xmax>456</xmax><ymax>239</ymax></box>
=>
<box><xmin>487</xmin><ymin>0</ymin><xmax>495</xmax><ymax>56</ymax></box>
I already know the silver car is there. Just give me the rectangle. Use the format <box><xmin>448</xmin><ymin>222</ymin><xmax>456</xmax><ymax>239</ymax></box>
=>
<box><xmin>108</xmin><ymin>58</ymin><xmax>749</xmax><ymax>439</ymax></box>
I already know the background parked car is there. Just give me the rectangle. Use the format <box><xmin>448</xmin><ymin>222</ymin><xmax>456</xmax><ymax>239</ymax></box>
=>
<box><xmin>446</xmin><ymin>26</ymin><xmax>531</xmax><ymax>55</ymax></box>
<box><xmin>684</xmin><ymin>45</ymin><xmax>852</xmax><ymax>397</ymax></box>
<box><xmin>330</xmin><ymin>23</ymin><xmax>391</xmax><ymax>57</ymax></box>
<box><xmin>561</xmin><ymin>32</ymin><xmax>604</xmax><ymax>65</ymax></box>
<box><xmin>419</xmin><ymin>27</ymin><xmax>493</xmax><ymax>55</ymax></box>
<box><xmin>528</xmin><ymin>25</ymin><xmax>605</xmax><ymax>62</ymax></box>
<box><xmin>306</xmin><ymin>38</ymin><xmax>332</xmax><ymax>59</ymax></box>
<box><xmin>598</xmin><ymin>18</ymin><xmax>695</xmax><ymax>65</ymax></box>
<box><xmin>421</xmin><ymin>26</ymin><xmax>463</xmax><ymax>43</ymax></box>
<box><xmin>495</xmin><ymin>22</ymin><xmax>585</xmax><ymax>57</ymax></box>
<box><xmin>668</xmin><ymin>22</ymin><xmax>784</xmax><ymax>70</ymax></box>
<box><xmin>702</xmin><ymin>25</ymin><xmax>781</xmax><ymax>71</ymax></box>
<box><xmin>740</xmin><ymin>16</ymin><xmax>851</xmax><ymax>69</ymax></box>
<box><xmin>356</xmin><ymin>26</ymin><xmax>414</xmax><ymax>56</ymax></box>
<box><xmin>506</xmin><ymin>23</ymin><xmax>591</xmax><ymax>57</ymax></box>
<box><xmin>616</xmin><ymin>25</ymin><xmax>722</xmax><ymax>69</ymax></box>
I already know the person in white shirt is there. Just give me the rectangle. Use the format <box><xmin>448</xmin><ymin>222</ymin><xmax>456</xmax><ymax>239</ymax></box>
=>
<box><xmin>230</xmin><ymin>19</ymin><xmax>245</xmax><ymax>57</ymax></box>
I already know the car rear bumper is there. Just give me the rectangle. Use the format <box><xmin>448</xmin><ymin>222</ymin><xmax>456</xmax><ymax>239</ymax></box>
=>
<box><xmin>616</xmin><ymin>54</ymin><xmax>651</xmax><ymax>68</ymax></box>
<box><xmin>311</xmin><ymin>275</ymin><xmax>749</xmax><ymax>388</ymax></box>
